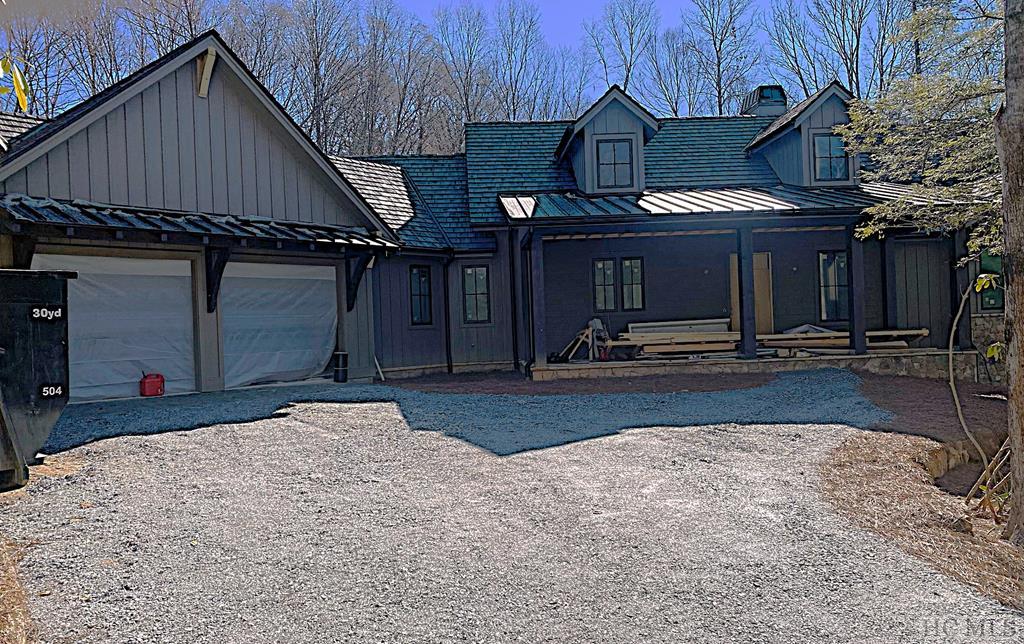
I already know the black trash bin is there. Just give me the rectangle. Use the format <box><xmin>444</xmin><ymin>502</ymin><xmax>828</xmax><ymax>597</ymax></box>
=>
<box><xmin>0</xmin><ymin>269</ymin><xmax>76</xmax><ymax>489</ymax></box>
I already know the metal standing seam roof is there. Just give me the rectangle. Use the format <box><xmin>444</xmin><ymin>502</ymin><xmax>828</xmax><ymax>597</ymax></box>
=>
<box><xmin>499</xmin><ymin>182</ymin><xmax>926</xmax><ymax>220</ymax></box>
<box><xmin>366</xmin><ymin>154</ymin><xmax>495</xmax><ymax>252</ymax></box>
<box><xmin>330</xmin><ymin>156</ymin><xmax>450</xmax><ymax>250</ymax></box>
<box><xmin>0</xmin><ymin>193</ymin><xmax>397</xmax><ymax>249</ymax></box>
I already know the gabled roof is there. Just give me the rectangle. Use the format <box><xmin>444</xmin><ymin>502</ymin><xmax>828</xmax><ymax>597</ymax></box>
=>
<box><xmin>745</xmin><ymin>80</ymin><xmax>853</xmax><ymax>152</ymax></box>
<box><xmin>0</xmin><ymin>112</ymin><xmax>46</xmax><ymax>145</ymax></box>
<box><xmin>554</xmin><ymin>85</ymin><xmax>660</xmax><ymax>159</ymax></box>
<box><xmin>0</xmin><ymin>30</ymin><xmax>399</xmax><ymax>244</ymax></box>
<box><xmin>331</xmin><ymin>156</ymin><xmax>450</xmax><ymax>250</ymax></box>
<box><xmin>367</xmin><ymin>154</ymin><xmax>494</xmax><ymax>252</ymax></box>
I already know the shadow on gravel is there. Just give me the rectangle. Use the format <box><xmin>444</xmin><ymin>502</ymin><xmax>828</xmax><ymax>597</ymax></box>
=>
<box><xmin>47</xmin><ymin>368</ymin><xmax>892</xmax><ymax>456</ymax></box>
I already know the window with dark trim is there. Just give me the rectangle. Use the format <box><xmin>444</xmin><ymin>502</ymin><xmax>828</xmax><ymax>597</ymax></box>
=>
<box><xmin>980</xmin><ymin>252</ymin><xmax>1004</xmax><ymax>311</ymax></box>
<box><xmin>410</xmin><ymin>265</ymin><xmax>432</xmax><ymax>325</ymax></box>
<box><xmin>462</xmin><ymin>265</ymin><xmax>491</xmax><ymax>324</ymax></box>
<box><xmin>818</xmin><ymin>251</ymin><xmax>849</xmax><ymax>322</ymax></box>
<box><xmin>594</xmin><ymin>259</ymin><xmax>616</xmax><ymax>311</ymax></box>
<box><xmin>621</xmin><ymin>257</ymin><xmax>644</xmax><ymax>311</ymax></box>
<box><xmin>596</xmin><ymin>139</ymin><xmax>634</xmax><ymax>189</ymax></box>
<box><xmin>813</xmin><ymin>134</ymin><xmax>849</xmax><ymax>181</ymax></box>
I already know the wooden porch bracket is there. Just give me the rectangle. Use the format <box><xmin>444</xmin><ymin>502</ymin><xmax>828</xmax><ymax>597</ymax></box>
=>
<box><xmin>530</xmin><ymin>233</ymin><xmax>547</xmax><ymax>368</ymax></box>
<box><xmin>736</xmin><ymin>227</ymin><xmax>757</xmax><ymax>358</ymax></box>
<box><xmin>346</xmin><ymin>252</ymin><xmax>374</xmax><ymax>312</ymax></box>
<box><xmin>196</xmin><ymin>46</ymin><xmax>217</xmax><ymax>98</ymax></box>
<box><xmin>204</xmin><ymin>245</ymin><xmax>231</xmax><ymax>313</ymax></box>
<box><xmin>846</xmin><ymin>226</ymin><xmax>867</xmax><ymax>354</ymax></box>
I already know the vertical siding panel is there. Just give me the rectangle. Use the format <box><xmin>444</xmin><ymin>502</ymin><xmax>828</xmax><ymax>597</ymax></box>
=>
<box><xmin>223</xmin><ymin>81</ymin><xmax>243</xmax><ymax>215</ymax></box>
<box><xmin>25</xmin><ymin>157</ymin><xmax>48</xmax><ymax>196</ymax></box>
<box><xmin>5</xmin><ymin>169</ymin><xmax>26</xmax><ymax>193</ymax></box>
<box><xmin>282</xmin><ymin>152</ymin><xmax>297</xmax><ymax>220</ymax></box>
<box><xmin>47</xmin><ymin>143</ymin><xmax>70</xmax><ymax>199</ymax></box>
<box><xmin>87</xmin><ymin>119</ymin><xmax>110</xmax><ymax>202</ymax></box>
<box><xmin>297</xmin><ymin>160</ymin><xmax>311</xmax><ymax>222</ymax></box>
<box><xmin>106</xmin><ymin>107</ymin><xmax>129</xmax><ymax>203</ymax></box>
<box><xmin>176</xmin><ymin>66</ymin><xmax>198</xmax><ymax>212</ymax></box>
<box><xmin>269</xmin><ymin>134</ymin><xmax>285</xmax><ymax>217</ymax></box>
<box><xmin>207</xmin><ymin>72</ymin><xmax>228</xmax><ymax>214</ymax></box>
<box><xmin>142</xmin><ymin>84</ymin><xmax>164</xmax><ymax>207</ymax></box>
<box><xmin>254</xmin><ymin>117</ymin><xmax>272</xmax><ymax>214</ymax></box>
<box><xmin>67</xmin><ymin>130</ymin><xmax>90</xmax><ymax>200</ymax></box>
<box><xmin>124</xmin><ymin>95</ymin><xmax>147</xmax><ymax>205</ymax></box>
<box><xmin>159</xmin><ymin>76</ymin><xmax>181</xmax><ymax>210</ymax></box>
<box><xmin>193</xmin><ymin>73</ymin><xmax>213</xmax><ymax>212</ymax></box>
<box><xmin>239</xmin><ymin>103</ymin><xmax>258</xmax><ymax>215</ymax></box>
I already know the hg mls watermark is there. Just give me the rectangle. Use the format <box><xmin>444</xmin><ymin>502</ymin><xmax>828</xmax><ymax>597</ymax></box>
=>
<box><xmin>915</xmin><ymin>616</ymin><xmax>1022</xmax><ymax>640</ymax></box>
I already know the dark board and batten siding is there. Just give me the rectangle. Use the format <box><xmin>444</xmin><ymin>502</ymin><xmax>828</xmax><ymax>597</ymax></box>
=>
<box><xmin>0</xmin><ymin>60</ymin><xmax>363</xmax><ymax>228</ymax></box>
<box><xmin>373</xmin><ymin>255</ymin><xmax>449</xmax><ymax>372</ymax></box>
<box><xmin>448</xmin><ymin>248</ymin><xmax>514</xmax><ymax>369</ymax></box>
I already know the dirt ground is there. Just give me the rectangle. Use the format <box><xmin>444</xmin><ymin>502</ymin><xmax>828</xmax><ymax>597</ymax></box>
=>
<box><xmin>393</xmin><ymin>370</ymin><xmax>774</xmax><ymax>394</ymax></box>
<box><xmin>825</xmin><ymin>373</ymin><xmax>1024</xmax><ymax>611</ymax></box>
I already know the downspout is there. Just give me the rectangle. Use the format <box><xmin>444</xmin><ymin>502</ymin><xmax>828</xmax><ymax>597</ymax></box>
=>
<box><xmin>443</xmin><ymin>252</ymin><xmax>454</xmax><ymax>374</ymax></box>
<box><xmin>508</xmin><ymin>228</ymin><xmax>520</xmax><ymax>371</ymax></box>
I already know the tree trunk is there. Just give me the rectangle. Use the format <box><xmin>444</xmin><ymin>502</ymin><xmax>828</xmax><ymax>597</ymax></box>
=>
<box><xmin>996</xmin><ymin>0</ymin><xmax>1024</xmax><ymax>544</ymax></box>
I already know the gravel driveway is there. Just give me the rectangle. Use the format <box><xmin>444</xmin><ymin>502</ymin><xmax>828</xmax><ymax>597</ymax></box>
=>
<box><xmin>5</xmin><ymin>370</ymin><xmax>1023</xmax><ymax>643</ymax></box>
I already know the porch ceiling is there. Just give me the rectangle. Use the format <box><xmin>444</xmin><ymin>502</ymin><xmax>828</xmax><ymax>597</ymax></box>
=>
<box><xmin>500</xmin><ymin>182</ymin><xmax>926</xmax><ymax>221</ymax></box>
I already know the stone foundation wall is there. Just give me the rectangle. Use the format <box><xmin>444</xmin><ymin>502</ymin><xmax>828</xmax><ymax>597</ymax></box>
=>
<box><xmin>532</xmin><ymin>351</ymin><xmax>979</xmax><ymax>383</ymax></box>
<box><xmin>971</xmin><ymin>313</ymin><xmax>1006</xmax><ymax>384</ymax></box>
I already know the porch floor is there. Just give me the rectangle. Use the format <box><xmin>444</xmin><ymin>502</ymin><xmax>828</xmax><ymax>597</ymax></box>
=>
<box><xmin>532</xmin><ymin>349</ymin><xmax>983</xmax><ymax>383</ymax></box>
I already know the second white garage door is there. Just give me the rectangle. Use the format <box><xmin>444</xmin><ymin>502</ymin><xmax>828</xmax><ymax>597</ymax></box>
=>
<box><xmin>220</xmin><ymin>262</ymin><xmax>338</xmax><ymax>388</ymax></box>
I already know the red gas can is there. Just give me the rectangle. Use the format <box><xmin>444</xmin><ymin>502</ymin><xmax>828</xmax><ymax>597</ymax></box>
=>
<box><xmin>140</xmin><ymin>373</ymin><xmax>165</xmax><ymax>397</ymax></box>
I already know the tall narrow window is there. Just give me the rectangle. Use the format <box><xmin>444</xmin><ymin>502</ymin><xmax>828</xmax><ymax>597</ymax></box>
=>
<box><xmin>596</xmin><ymin>139</ymin><xmax>634</xmax><ymax>189</ymax></box>
<box><xmin>594</xmin><ymin>259</ymin><xmax>616</xmax><ymax>312</ymax></box>
<box><xmin>813</xmin><ymin>134</ymin><xmax>849</xmax><ymax>181</ymax></box>
<box><xmin>463</xmin><ymin>265</ymin><xmax>491</xmax><ymax>324</ymax></box>
<box><xmin>980</xmin><ymin>252</ymin><xmax>1004</xmax><ymax>311</ymax></box>
<box><xmin>621</xmin><ymin>257</ymin><xmax>644</xmax><ymax>311</ymax></box>
<box><xmin>410</xmin><ymin>265</ymin><xmax>432</xmax><ymax>325</ymax></box>
<box><xmin>818</xmin><ymin>251</ymin><xmax>849</xmax><ymax>321</ymax></box>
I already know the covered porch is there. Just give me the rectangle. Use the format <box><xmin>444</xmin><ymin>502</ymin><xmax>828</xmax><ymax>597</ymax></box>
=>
<box><xmin>505</xmin><ymin>188</ymin><xmax>971</xmax><ymax>380</ymax></box>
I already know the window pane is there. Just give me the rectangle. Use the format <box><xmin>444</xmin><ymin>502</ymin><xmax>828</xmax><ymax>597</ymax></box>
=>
<box><xmin>819</xmin><ymin>252</ymin><xmax>848</xmax><ymax>321</ymax></box>
<box><xmin>597</xmin><ymin>141</ymin><xmax>613</xmax><ymax>163</ymax></box>
<box><xmin>599</xmin><ymin>165</ymin><xmax>615</xmax><ymax>188</ymax></box>
<box><xmin>614</xmin><ymin>163</ymin><xmax>631</xmax><ymax>187</ymax></box>
<box><xmin>816</xmin><ymin>158</ymin><xmax>831</xmax><ymax>180</ymax></box>
<box><xmin>815</xmin><ymin>135</ymin><xmax>830</xmax><ymax>157</ymax></box>
<box><xmin>477</xmin><ymin>296</ymin><xmax>489</xmax><ymax>322</ymax></box>
<box><xmin>832</xmin><ymin>158</ymin><xmax>849</xmax><ymax>180</ymax></box>
<box><xmin>981</xmin><ymin>252</ymin><xmax>1002</xmax><ymax>274</ymax></box>
<box><xmin>476</xmin><ymin>267</ymin><xmax>488</xmax><ymax>294</ymax></box>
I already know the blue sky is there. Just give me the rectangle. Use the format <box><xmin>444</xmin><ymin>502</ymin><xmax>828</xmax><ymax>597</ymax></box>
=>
<box><xmin>401</xmin><ymin>0</ymin><xmax>773</xmax><ymax>50</ymax></box>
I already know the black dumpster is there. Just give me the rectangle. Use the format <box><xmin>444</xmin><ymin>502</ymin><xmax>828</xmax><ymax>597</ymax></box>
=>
<box><xmin>0</xmin><ymin>269</ymin><xmax>76</xmax><ymax>489</ymax></box>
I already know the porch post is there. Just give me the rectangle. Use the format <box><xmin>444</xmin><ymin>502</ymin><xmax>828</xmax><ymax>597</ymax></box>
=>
<box><xmin>736</xmin><ymin>226</ymin><xmax>757</xmax><ymax>358</ymax></box>
<box><xmin>846</xmin><ymin>226</ymin><xmax>867</xmax><ymax>354</ymax></box>
<box><xmin>530</xmin><ymin>232</ymin><xmax>547</xmax><ymax>368</ymax></box>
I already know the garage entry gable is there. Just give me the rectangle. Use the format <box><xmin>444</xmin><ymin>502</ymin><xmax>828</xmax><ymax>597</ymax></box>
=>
<box><xmin>0</xmin><ymin>32</ymin><xmax>396</xmax><ymax>241</ymax></box>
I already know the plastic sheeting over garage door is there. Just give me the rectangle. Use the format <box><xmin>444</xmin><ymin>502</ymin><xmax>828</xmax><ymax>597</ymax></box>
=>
<box><xmin>220</xmin><ymin>262</ymin><xmax>338</xmax><ymax>389</ymax></box>
<box><xmin>30</xmin><ymin>254</ymin><xmax>196</xmax><ymax>401</ymax></box>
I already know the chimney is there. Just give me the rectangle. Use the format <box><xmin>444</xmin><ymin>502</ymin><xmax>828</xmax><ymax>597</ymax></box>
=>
<box><xmin>740</xmin><ymin>85</ymin><xmax>787</xmax><ymax>117</ymax></box>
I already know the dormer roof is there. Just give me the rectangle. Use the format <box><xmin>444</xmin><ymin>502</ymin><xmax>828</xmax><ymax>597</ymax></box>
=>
<box><xmin>745</xmin><ymin>80</ymin><xmax>853</xmax><ymax>152</ymax></box>
<box><xmin>553</xmin><ymin>85</ymin><xmax>660</xmax><ymax>159</ymax></box>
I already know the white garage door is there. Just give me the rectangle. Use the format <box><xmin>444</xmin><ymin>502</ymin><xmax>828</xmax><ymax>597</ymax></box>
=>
<box><xmin>30</xmin><ymin>254</ymin><xmax>196</xmax><ymax>401</ymax></box>
<box><xmin>220</xmin><ymin>262</ymin><xmax>337</xmax><ymax>389</ymax></box>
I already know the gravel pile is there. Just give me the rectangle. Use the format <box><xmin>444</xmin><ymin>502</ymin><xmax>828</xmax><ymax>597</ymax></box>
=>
<box><xmin>5</xmin><ymin>369</ymin><xmax>1022</xmax><ymax>642</ymax></box>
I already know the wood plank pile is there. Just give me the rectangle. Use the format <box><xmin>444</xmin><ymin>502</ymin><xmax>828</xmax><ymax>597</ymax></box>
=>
<box><xmin>606</xmin><ymin>326</ymin><xmax>930</xmax><ymax>358</ymax></box>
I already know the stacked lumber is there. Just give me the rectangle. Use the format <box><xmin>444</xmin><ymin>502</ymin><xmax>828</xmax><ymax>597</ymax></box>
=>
<box><xmin>605</xmin><ymin>325</ymin><xmax>929</xmax><ymax>358</ymax></box>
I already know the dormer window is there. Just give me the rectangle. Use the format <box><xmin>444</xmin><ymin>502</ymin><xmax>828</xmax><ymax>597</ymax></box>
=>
<box><xmin>813</xmin><ymin>134</ymin><xmax>849</xmax><ymax>181</ymax></box>
<box><xmin>597</xmin><ymin>139</ymin><xmax>634</xmax><ymax>189</ymax></box>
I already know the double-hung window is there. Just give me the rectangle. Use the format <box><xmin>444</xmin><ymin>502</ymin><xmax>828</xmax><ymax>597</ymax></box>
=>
<box><xmin>593</xmin><ymin>259</ymin><xmax>617</xmax><ymax>312</ymax></box>
<box><xmin>980</xmin><ymin>252</ymin><xmax>1004</xmax><ymax>311</ymax></box>
<box><xmin>410</xmin><ymin>265</ymin><xmax>432</xmax><ymax>325</ymax></box>
<box><xmin>463</xmin><ymin>265</ymin><xmax>491</xmax><ymax>324</ymax></box>
<box><xmin>813</xmin><ymin>134</ymin><xmax>849</xmax><ymax>181</ymax></box>
<box><xmin>818</xmin><ymin>251</ymin><xmax>849</xmax><ymax>322</ymax></box>
<box><xmin>596</xmin><ymin>139</ymin><xmax>634</xmax><ymax>189</ymax></box>
<box><xmin>621</xmin><ymin>257</ymin><xmax>644</xmax><ymax>311</ymax></box>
